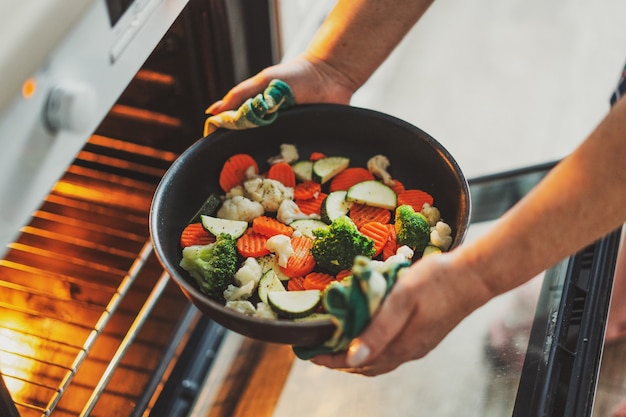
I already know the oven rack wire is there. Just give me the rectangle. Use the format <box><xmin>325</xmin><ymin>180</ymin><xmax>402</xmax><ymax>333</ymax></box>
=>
<box><xmin>0</xmin><ymin>132</ymin><xmax>195</xmax><ymax>416</ymax></box>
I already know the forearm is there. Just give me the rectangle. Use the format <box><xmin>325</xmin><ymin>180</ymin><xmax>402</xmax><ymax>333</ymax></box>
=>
<box><xmin>304</xmin><ymin>0</ymin><xmax>434</xmax><ymax>92</ymax></box>
<box><xmin>456</xmin><ymin>96</ymin><xmax>626</xmax><ymax>298</ymax></box>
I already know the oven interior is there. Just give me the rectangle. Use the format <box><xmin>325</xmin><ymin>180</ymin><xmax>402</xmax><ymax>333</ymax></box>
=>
<box><xmin>0</xmin><ymin>1</ymin><xmax>276</xmax><ymax>415</ymax></box>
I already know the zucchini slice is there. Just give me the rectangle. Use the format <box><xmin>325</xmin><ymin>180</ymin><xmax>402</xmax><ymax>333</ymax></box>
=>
<box><xmin>190</xmin><ymin>193</ymin><xmax>222</xmax><ymax>223</ymax></box>
<box><xmin>423</xmin><ymin>244</ymin><xmax>443</xmax><ymax>257</ymax></box>
<box><xmin>320</xmin><ymin>191</ymin><xmax>353</xmax><ymax>223</ymax></box>
<box><xmin>346</xmin><ymin>180</ymin><xmax>397</xmax><ymax>210</ymax></box>
<box><xmin>291</xmin><ymin>160</ymin><xmax>313</xmax><ymax>182</ymax></box>
<box><xmin>267</xmin><ymin>289</ymin><xmax>321</xmax><ymax>319</ymax></box>
<box><xmin>200</xmin><ymin>215</ymin><xmax>248</xmax><ymax>238</ymax></box>
<box><xmin>311</xmin><ymin>156</ymin><xmax>350</xmax><ymax>184</ymax></box>
<box><xmin>289</xmin><ymin>219</ymin><xmax>328</xmax><ymax>239</ymax></box>
<box><xmin>258</xmin><ymin>270</ymin><xmax>286</xmax><ymax>304</ymax></box>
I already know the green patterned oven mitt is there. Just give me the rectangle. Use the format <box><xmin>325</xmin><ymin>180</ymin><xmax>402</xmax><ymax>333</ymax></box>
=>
<box><xmin>293</xmin><ymin>256</ymin><xmax>411</xmax><ymax>360</ymax></box>
<box><xmin>203</xmin><ymin>79</ymin><xmax>295</xmax><ymax>136</ymax></box>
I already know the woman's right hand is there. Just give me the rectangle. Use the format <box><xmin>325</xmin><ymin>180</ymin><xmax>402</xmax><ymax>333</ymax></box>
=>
<box><xmin>205</xmin><ymin>54</ymin><xmax>359</xmax><ymax>115</ymax></box>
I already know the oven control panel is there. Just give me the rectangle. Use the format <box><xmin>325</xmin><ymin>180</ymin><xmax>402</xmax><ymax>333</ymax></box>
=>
<box><xmin>0</xmin><ymin>0</ymin><xmax>189</xmax><ymax>256</ymax></box>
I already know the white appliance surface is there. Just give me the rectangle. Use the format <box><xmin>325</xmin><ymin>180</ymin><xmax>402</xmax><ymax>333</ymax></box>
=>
<box><xmin>0</xmin><ymin>0</ymin><xmax>189</xmax><ymax>256</ymax></box>
<box><xmin>0</xmin><ymin>0</ymin><xmax>92</xmax><ymax>116</ymax></box>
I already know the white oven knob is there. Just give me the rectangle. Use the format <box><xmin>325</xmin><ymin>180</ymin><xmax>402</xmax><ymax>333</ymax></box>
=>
<box><xmin>45</xmin><ymin>81</ymin><xmax>97</xmax><ymax>133</ymax></box>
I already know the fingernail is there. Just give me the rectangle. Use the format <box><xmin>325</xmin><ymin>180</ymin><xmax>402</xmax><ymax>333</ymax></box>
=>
<box><xmin>206</xmin><ymin>100</ymin><xmax>223</xmax><ymax>115</ymax></box>
<box><xmin>346</xmin><ymin>340</ymin><xmax>370</xmax><ymax>368</ymax></box>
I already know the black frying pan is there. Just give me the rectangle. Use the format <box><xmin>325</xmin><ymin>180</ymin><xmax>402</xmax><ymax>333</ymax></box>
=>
<box><xmin>150</xmin><ymin>104</ymin><xmax>471</xmax><ymax>347</ymax></box>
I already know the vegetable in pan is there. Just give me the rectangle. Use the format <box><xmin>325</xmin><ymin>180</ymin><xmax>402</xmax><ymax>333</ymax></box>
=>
<box><xmin>394</xmin><ymin>204</ymin><xmax>431</xmax><ymax>253</ymax></box>
<box><xmin>178</xmin><ymin>143</ymin><xmax>454</xmax><ymax>320</ymax></box>
<box><xmin>310</xmin><ymin>215</ymin><xmax>375</xmax><ymax>275</ymax></box>
<box><xmin>180</xmin><ymin>233</ymin><xmax>238</xmax><ymax>300</ymax></box>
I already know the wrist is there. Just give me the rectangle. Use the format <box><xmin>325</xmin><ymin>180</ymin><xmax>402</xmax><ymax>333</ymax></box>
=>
<box><xmin>445</xmin><ymin>245</ymin><xmax>500</xmax><ymax>313</ymax></box>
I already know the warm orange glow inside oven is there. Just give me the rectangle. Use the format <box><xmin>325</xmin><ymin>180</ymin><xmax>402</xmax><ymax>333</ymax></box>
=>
<box><xmin>110</xmin><ymin>104</ymin><xmax>182</xmax><ymax>128</ymax></box>
<box><xmin>0</xmin><ymin>323</ymin><xmax>37</xmax><ymax>396</ymax></box>
<box><xmin>53</xmin><ymin>180</ymin><xmax>151</xmax><ymax>210</ymax></box>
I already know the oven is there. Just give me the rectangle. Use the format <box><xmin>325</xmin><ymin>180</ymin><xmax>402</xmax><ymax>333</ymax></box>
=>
<box><xmin>0</xmin><ymin>1</ymin><xmax>623</xmax><ymax>416</ymax></box>
<box><xmin>0</xmin><ymin>1</ymin><xmax>278</xmax><ymax>415</ymax></box>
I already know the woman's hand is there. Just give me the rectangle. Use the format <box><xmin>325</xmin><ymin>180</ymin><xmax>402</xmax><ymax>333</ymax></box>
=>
<box><xmin>206</xmin><ymin>54</ymin><xmax>358</xmax><ymax>115</ymax></box>
<box><xmin>311</xmin><ymin>251</ymin><xmax>493</xmax><ymax>376</ymax></box>
<box><xmin>207</xmin><ymin>0</ymin><xmax>435</xmax><ymax>115</ymax></box>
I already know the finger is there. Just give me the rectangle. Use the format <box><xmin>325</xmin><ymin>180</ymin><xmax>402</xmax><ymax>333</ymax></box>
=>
<box><xmin>310</xmin><ymin>354</ymin><xmax>395</xmax><ymax>376</ymax></box>
<box><xmin>311</xmin><ymin>355</ymin><xmax>400</xmax><ymax>376</ymax></box>
<box><xmin>206</xmin><ymin>74</ymin><xmax>272</xmax><ymax>114</ymax></box>
<box><xmin>221</xmin><ymin>76</ymin><xmax>269</xmax><ymax>109</ymax></box>
<box><xmin>310</xmin><ymin>353</ymin><xmax>349</xmax><ymax>369</ymax></box>
<box><xmin>346</xmin><ymin>279</ymin><xmax>417</xmax><ymax>367</ymax></box>
<box><xmin>205</xmin><ymin>100</ymin><xmax>223</xmax><ymax>115</ymax></box>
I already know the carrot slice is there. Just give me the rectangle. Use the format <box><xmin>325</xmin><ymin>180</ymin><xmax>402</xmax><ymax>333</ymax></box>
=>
<box><xmin>293</xmin><ymin>180</ymin><xmax>322</xmax><ymax>200</ymax></box>
<box><xmin>335</xmin><ymin>269</ymin><xmax>352</xmax><ymax>281</ymax></box>
<box><xmin>296</xmin><ymin>192</ymin><xmax>327</xmax><ymax>216</ymax></box>
<box><xmin>219</xmin><ymin>153</ymin><xmax>258</xmax><ymax>192</ymax></box>
<box><xmin>236</xmin><ymin>229</ymin><xmax>270</xmax><ymax>258</ymax></box>
<box><xmin>309</xmin><ymin>152</ymin><xmax>326</xmax><ymax>161</ymax></box>
<box><xmin>359</xmin><ymin>221</ymin><xmax>391</xmax><ymax>257</ymax></box>
<box><xmin>349</xmin><ymin>203</ymin><xmax>391</xmax><ymax>229</ymax></box>
<box><xmin>252</xmin><ymin>216</ymin><xmax>293</xmax><ymax>237</ymax></box>
<box><xmin>397</xmin><ymin>189</ymin><xmax>434</xmax><ymax>211</ymax></box>
<box><xmin>382</xmin><ymin>223</ymin><xmax>398</xmax><ymax>260</ymax></box>
<box><xmin>280</xmin><ymin>236</ymin><xmax>316</xmax><ymax>278</ymax></box>
<box><xmin>328</xmin><ymin>167</ymin><xmax>375</xmax><ymax>192</ymax></box>
<box><xmin>303</xmin><ymin>272</ymin><xmax>335</xmax><ymax>291</ymax></box>
<box><xmin>180</xmin><ymin>223</ymin><xmax>215</xmax><ymax>248</ymax></box>
<box><xmin>266</xmin><ymin>161</ymin><xmax>296</xmax><ymax>188</ymax></box>
<box><xmin>390</xmin><ymin>179</ymin><xmax>406</xmax><ymax>195</ymax></box>
<box><xmin>287</xmin><ymin>276</ymin><xmax>306</xmax><ymax>291</ymax></box>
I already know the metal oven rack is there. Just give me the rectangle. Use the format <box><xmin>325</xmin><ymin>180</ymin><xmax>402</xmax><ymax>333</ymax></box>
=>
<box><xmin>0</xmin><ymin>1</ymin><xmax>279</xmax><ymax>414</ymax></box>
<box><xmin>0</xmin><ymin>133</ymin><xmax>202</xmax><ymax>416</ymax></box>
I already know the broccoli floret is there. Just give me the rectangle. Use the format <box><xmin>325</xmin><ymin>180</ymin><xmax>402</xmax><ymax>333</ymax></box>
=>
<box><xmin>310</xmin><ymin>216</ymin><xmax>375</xmax><ymax>275</ymax></box>
<box><xmin>395</xmin><ymin>204</ymin><xmax>431</xmax><ymax>254</ymax></box>
<box><xmin>179</xmin><ymin>233</ymin><xmax>238</xmax><ymax>299</ymax></box>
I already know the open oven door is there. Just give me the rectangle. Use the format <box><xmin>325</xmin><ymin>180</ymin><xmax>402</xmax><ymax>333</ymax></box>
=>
<box><xmin>469</xmin><ymin>162</ymin><xmax>622</xmax><ymax>417</ymax></box>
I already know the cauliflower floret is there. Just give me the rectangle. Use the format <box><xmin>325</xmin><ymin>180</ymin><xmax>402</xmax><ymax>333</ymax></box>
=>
<box><xmin>276</xmin><ymin>199</ymin><xmax>321</xmax><ymax>225</ymax></box>
<box><xmin>225</xmin><ymin>185</ymin><xmax>245</xmax><ymax>198</ymax></box>
<box><xmin>394</xmin><ymin>245</ymin><xmax>415</xmax><ymax>262</ymax></box>
<box><xmin>217</xmin><ymin>195</ymin><xmax>264</xmax><ymax>222</ymax></box>
<box><xmin>430</xmin><ymin>221</ymin><xmax>453</xmax><ymax>250</ymax></box>
<box><xmin>367</xmin><ymin>154</ymin><xmax>395</xmax><ymax>186</ymax></box>
<box><xmin>243</xmin><ymin>177</ymin><xmax>294</xmax><ymax>212</ymax></box>
<box><xmin>265</xmin><ymin>234</ymin><xmax>293</xmax><ymax>267</ymax></box>
<box><xmin>420</xmin><ymin>203</ymin><xmax>441</xmax><ymax>227</ymax></box>
<box><xmin>256</xmin><ymin>254</ymin><xmax>291</xmax><ymax>281</ymax></box>
<box><xmin>225</xmin><ymin>300</ymin><xmax>256</xmax><ymax>315</ymax></box>
<box><xmin>245</xmin><ymin>165</ymin><xmax>262</xmax><ymax>180</ymax></box>
<box><xmin>223</xmin><ymin>280</ymin><xmax>255</xmax><ymax>301</ymax></box>
<box><xmin>254</xmin><ymin>302</ymin><xmax>278</xmax><ymax>319</ymax></box>
<box><xmin>370</xmin><ymin>245</ymin><xmax>415</xmax><ymax>272</ymax></box>
<box><xmin>267</xmin><ymin>143</ymin><xmax>299</xmax><ymax>165</ymax></box>
<box><xmin>235</xmin><ymin>257</ymin><xmax>263</xmax><ymax>288</ymax></box>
